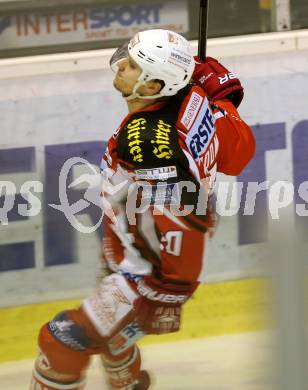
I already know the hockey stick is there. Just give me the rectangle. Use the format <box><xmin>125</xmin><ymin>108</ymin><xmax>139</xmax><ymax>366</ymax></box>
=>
<box><xmin>198</xmin><ymin>0</ymin><xmax>209</xmax><ymax>61</ymax></box>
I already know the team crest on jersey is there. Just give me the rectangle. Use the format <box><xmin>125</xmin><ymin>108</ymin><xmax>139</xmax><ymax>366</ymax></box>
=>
<box><xmin>185</xmin><ymin>97</ymin><xmax>216</xmax><ymax>159</ymax></box>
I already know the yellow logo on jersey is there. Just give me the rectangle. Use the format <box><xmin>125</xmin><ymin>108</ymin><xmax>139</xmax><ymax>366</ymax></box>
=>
<box><xmin>151</xmin><ymin>120</ymin><xmax>173</xmax><ymax>159</ymax></box>
<box><xmin>127</xmin><ymin>118</ymin><xmax>146</xmax><ymax>162</ymax></box>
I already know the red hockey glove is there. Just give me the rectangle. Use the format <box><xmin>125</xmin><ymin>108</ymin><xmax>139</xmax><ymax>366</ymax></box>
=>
<box><xmin>134</xmin><ymin>297</ymin><xmax>182</xmax><ymax>335</ymax></box>
<box><xmin>134</xmin><ymin>277</ymin><xmax>191</xmax><ymax>335</ymax></box>
<box><xmin>193</xmin><ymin>56</ymin><xmax>244</xmax><ymax>108</ymax></box>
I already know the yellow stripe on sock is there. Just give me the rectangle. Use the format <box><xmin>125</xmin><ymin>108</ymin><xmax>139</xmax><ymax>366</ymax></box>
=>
<box><xmin>0</xmin><ymin>278</ymin><xmax>270</xmax><ymax>363</ymax></box>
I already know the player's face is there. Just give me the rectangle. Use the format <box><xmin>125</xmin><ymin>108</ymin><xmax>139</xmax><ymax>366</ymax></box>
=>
<box><xmin>113</xmin><ymin>56</ymin><xmax>142</xmax><ymax>97</ymax></box>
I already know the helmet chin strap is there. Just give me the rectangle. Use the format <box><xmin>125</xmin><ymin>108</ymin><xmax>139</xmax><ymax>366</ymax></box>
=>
<box><xmin>124</xmin><ymin>75</ymin><xmax>164</xmax><ymax>101</ymax></box>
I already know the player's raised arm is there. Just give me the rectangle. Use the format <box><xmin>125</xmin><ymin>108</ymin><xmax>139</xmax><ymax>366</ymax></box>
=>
<box><xmin>192</xmin><ymin>56</ymin><xmax>256</xmax><ymax>176</ymax></box>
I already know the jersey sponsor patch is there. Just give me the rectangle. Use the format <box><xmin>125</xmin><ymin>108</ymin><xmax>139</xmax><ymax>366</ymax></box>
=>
<box><xmin>126</xmin><ymin>117</ymin><xmax>147</xmax><ymax>163</ymax></box>
<box><xmin>151</xmin><ymin>119</ymin><xmax>174</xmax><ymax>160</ymax></box>
<box><xmin>135</xmin><ymin>166</ymin><xmax>177</xmax><ymax>180</ymax></box>
<box><xmin>180</xmin><ymin>91</ymin><xmax>203</xmax><ymax>130</ymax></box>
<box><xmin>185</xmin><ymin>97</ymin><xmax>216</xmax><ymax>159</ymax></box>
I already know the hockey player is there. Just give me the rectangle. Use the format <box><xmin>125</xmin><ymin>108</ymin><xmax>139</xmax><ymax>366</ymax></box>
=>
<box><xmin>30</xmin><ymin>29</ymin><xmax>255</xmax><ymax>390</ymax></box>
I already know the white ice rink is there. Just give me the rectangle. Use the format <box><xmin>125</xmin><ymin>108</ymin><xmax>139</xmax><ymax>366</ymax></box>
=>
<box><xmin>0</xmin><ymin>331</ymin><xmax>274</xmax><ymax>390</ymax></box>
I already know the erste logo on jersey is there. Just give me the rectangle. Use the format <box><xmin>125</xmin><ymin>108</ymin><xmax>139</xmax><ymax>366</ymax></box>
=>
<box><xmin>185</xmin><ymin>97</ymin><xmax>216</xmax><ymax>159</ymax></box>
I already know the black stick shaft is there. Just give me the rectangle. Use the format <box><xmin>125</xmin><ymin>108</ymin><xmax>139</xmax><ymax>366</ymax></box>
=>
<box><xmin>198</xmin><ymin>0</ymin><xmax>209</xmax><ymax>61</ymax></box>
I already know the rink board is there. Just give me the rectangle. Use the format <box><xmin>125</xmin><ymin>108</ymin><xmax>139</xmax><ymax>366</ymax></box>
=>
<box><xmin>0</xmin><ymin>278</ymin><xmax>269</xmax><ymax>363</ymax></box>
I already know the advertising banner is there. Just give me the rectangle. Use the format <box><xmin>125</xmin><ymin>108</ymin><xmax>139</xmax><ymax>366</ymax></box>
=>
<box><xmin>0</xmin><ymin>49</ymin><xmax>307</xmax><ymax>306</ymax></box>
<box><xmin>0</xmin><ymin>1</ymin><xmax>188</xmax><ymax>50</ymax></box>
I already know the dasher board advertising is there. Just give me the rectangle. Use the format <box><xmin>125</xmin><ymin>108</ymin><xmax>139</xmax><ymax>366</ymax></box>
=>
<box><xmin>0</xmin><ymin>1</ymin><xmax>189</xmax><ymax>50</ymax></box>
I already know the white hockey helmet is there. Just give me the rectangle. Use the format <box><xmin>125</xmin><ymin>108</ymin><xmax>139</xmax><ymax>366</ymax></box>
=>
<box><xmin>110</xmin><ymin>29</ymin><xmax>195</xmax><ymax>100</ymax></box>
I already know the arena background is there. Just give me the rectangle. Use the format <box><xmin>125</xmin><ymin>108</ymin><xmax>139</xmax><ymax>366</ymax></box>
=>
<box><xmin>0</xmin><ymin>2</ymin><xmax>307</xmax><ymax>387</ymax></box>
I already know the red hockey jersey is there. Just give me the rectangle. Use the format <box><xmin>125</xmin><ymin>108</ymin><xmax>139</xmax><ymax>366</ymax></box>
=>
<box><xmin>101</xmin><ymin>84</ymin><xmax>255</xmax><ymax>298</ymax></box>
